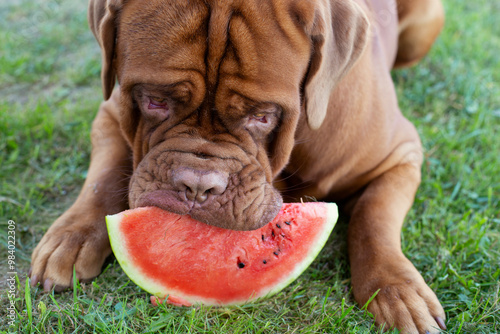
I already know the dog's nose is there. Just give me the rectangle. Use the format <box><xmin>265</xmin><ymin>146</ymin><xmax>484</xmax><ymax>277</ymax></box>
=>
<box><xmin>172</xmin><ymin>168</ymin><xmax>229</xmax><ymax>203</ymax></box>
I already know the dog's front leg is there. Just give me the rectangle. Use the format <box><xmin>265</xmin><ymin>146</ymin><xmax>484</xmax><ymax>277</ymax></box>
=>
<box><xmin>30</xmin><ymin>89</ymin><xmax>131</xmax><ymax>291</ymax></box>
<box><xmin>348</xmin><ymin>161</ymin><xmax>446</xmax><ymax>334</ymax></box>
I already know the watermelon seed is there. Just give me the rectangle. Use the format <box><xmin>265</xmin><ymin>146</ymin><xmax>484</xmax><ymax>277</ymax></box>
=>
<box><xmin>273</xmin><ymin>251</ymin><xmax>279</xmax><ymax>256</ymax></box>
<box><xmin>284</xmin><ymin>221</ymin><xmax>291</xmax><ymax>225</ymax></box>
<box><xmin>261</xmin><ymin>235</ymin><xmax>265</xmax><ymax>241</ymax></box>
<box><xmin>263</xmin><ymin>260</ymin><xmax>267</xmax><ymax>264</ymax></box>
<box><xmin>271</xmin><ymin>230</ymin><xmax>275</xmax><ymax>237</ymax></box>
<box><xmin>237</xmin><ymin>262</ymin><xmax>245</xmax><ymax>269</ymax></box>
<box><xmin>276</xmin><ymin>224</ymin><xmax>281</xmax><ymax>228</ymax></box>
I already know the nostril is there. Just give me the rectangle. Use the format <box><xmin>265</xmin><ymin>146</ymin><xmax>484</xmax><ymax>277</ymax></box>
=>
<box><xmin>206</xmin><ymin>178</ymin><xmax>227</xmax><ymax>196</ymax></box>
<box><xmin>185</xmin><ymin>186</ymin><xmax>195</xmax><ymax>199</ymax></box>
<box><xmin>197</xmin><ymin>173</ymin><xmax>228</xmax><ymax>199</ymax></box>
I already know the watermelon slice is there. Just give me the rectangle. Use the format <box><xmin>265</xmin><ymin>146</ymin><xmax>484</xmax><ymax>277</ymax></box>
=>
<box><xmin>106</xmin><ymin>202</ymin><xmax>338</xmax><ymax>306</ymax></box>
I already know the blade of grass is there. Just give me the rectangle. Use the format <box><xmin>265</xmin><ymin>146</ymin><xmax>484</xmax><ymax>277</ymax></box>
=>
<box><xmin>24</xmin><ymin>276</ymin><xmax>33</xmax><ymax>329</ymax></box>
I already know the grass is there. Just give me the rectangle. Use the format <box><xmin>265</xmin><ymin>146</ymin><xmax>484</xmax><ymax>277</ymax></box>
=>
<box><xmin>1</xmin><ymin>0</ymin><xmax>499</xmax><ymax>332</ymax></box>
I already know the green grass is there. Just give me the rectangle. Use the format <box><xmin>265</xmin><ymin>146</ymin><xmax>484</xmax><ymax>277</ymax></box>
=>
<box><xmin>1</xmin><ymin>0</ymin><xmax>499</xmax><ymax>332</ymax></box>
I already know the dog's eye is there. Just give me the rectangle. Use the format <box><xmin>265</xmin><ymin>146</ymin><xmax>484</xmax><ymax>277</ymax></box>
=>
<box><xmin>148</xmin><ymin>97</ymin><xmax>168</xmax><ymax>109</ymax></box>
<box><xmin>245</xmin><ymin>106</ymin><xmax>279</xmax><ymax>141</ymax></box>
<box><xmin>251</xmin><ymin>113</ymin><xmax>267</xmax><ymax>123</ymax></box>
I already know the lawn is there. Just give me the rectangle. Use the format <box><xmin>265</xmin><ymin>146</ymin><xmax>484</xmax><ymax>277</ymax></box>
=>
<box><xmin>1</xmin><ymin>0</ymin><xmax>499</xmax><ymax>333</ymax></box>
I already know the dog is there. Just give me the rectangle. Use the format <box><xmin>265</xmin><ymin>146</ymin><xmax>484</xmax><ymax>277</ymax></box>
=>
<box><xmin>30</xmin><ymin>0</ymin><xmax>446</xmax><ymax>332</ymax></box>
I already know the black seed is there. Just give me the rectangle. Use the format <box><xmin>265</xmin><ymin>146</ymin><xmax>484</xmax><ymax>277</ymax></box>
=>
<box><xmin>238</xmin><ymin>262</ymin><xmax>245</xmax><ymax>269</ymax></box>
<box><xmin>272</xmin><ymin>230</ymin><xmax>275</xmax><ymax>237</ymax></box>
<box><xmin>273</xmin><ymin>251</ymin><xmax>279</xmax><ymax>256</ymax></box>
<box><xmin>276</xmin><ymin>224</ymin><xmax>281</xmax><ymax>228</ymax></box>
<box><xmin>284</xmin><ymin>221</ymin><xmax>291</xmax><ymax>225</ymax></box>
<box><xmin>261</xmin><ymin>235</ymin><xmax>265</xmax><ymax>241</ymax></box>
<box><xmin>263</xmin><ymin>260</ymin><xmax>267</xmax><ymax>264</ymax></box>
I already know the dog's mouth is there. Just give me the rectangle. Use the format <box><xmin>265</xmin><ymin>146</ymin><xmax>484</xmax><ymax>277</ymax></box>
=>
<box><xmin>135</xmin><ymin>189</ymin><xmax>192</xmax><ymax>216</ymax></box>
<box><xmin>133</xmin><ymin>186</ymin><xmax>282</xmax><ymax>231</ymax></box>
<box><xmin>129</xmin><ymin>162</ymin><xmax>283</xmax><ymax>231</ymax></box>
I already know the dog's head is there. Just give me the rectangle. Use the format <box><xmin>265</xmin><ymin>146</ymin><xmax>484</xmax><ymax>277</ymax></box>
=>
<box><xmin>88</xmin><ymin>0</ymin><xmax>368</xmax><ymax>230</ymax></box>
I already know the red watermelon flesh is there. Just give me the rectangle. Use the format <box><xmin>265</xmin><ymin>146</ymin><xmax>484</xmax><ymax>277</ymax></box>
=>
<box><xmin>106</xmin><ymin>202</ymin><xmax>338</xmax><ymax>306</ymax></box>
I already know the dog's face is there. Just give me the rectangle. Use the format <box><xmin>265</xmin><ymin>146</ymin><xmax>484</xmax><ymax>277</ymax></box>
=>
<box><xmin>114</xmin><ymin>1</ymin><xmax>313</xmax><ymax>230</ymax></box>
<box><xmin>88</xmin><ymin>0</ymin><xmax>368</xmax><ymax>230</ymax></box>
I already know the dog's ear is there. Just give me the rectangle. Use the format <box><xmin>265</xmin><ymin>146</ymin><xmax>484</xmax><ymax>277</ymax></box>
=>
<box><xmin>88</xmin><ymin>0</ymin><xmax>124</xmax><ymax>100</ymax></box>
<box><xmin>303</xmin><ymin>0</ymin><xmax>369</xmax><ymax>129</ymax></box>
<box><xmin>268</xmin><ymin>109</ymin><xmax>300</xmax><ymax>177</ymax></box>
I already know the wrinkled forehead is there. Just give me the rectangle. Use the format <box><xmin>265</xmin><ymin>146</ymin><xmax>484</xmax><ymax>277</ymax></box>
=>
<box><xmin>117</xmin><ymin>0</ymin><xmax>311</xmax><ymax>104</ymax></box>
<box><xmin>117</xmin><ymin>1</ymin><xmax>208</xmax><ymax>86</ymax></box>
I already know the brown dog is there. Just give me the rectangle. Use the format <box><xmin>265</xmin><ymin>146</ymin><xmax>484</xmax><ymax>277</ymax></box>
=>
<box><xmin>30</xmin><ymin>0</ymin><xmax>446</xmax><ymax>332</ymax></box>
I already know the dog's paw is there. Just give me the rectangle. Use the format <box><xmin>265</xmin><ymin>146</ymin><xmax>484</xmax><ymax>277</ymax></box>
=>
<box><xmin>352</xmin><ymin>256</ymin><xmax>446</xmax><ymax>334</ymax></box>
<box><xmin>30</xmin><ymin>211</ymin><xmax>111</xmax><ymax>292</ymax></box>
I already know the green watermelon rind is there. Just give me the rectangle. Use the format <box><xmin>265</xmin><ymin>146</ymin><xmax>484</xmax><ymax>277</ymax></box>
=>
<box><xmin>106</xmin><ymin>202</ymin><xmax>338</xmax><ymax>306</ymax></box>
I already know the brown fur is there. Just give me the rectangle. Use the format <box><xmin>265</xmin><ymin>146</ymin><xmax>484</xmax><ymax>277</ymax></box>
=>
<box><xmin>31</xmin><ymin>0</ymin><xmax>445</xmax><ymax>332</ymax></box>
